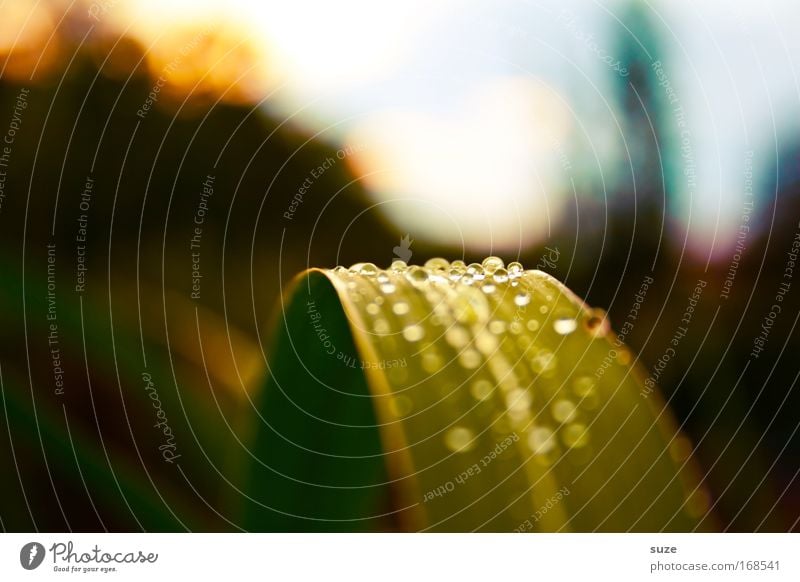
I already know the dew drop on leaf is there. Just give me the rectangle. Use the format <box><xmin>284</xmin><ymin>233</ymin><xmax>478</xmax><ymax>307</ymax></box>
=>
<box><xmin>530</xmin><ymin>350</ymin><xmax>556</xmax><ymax>373</ymax></box>
<box><xmin>482</xmin><ymin>256</ymin><xmax>504</xmax><ymax>274</ymax></box>
<box><xmin>474</xmin><ymin>331</ymin><xmax>498</xmax><ymax>355</ymax></box>
<box><xmin>421</xmin><ymin>351</ymin><xmax>444</xmax><ymax>373</ymax></box>
<box><xmin>358</xmin><ymin>262</ymin><xmax>378</xmax><ymax>276</ymax></box>
<box><xmin>459</xmin><ymin>348</ymin><xmax>482</xmax><ymax>369</ymax></box>
<box><xmin>492</xmin><ymin>268</ymin><xmax>509</xmax><ymax>283</ymax></box>
<box><xmin>553</xmin><ymin>317</ymin><xmax>577</xmax><ymax>335</ymax></box>
<box><xmin>402</xmin><ymin>324</ymin><xmax>425</xmax><ymax>342</ymax></box>
<box><xmin>552</xmin><ymin>399</ymin><xmax>577</xmax><ymax>423</ymax></box>
<box><xmin>470</xmin><ymin>379</ymin><xmax>494</xmax><ymax>401</ymax></box>
<box><xmin>392</xmin><ymin>301</ymin><xmax>410</xmax><ymax>316</ymax></box>
<box><xmin>507</xmin><ymin>261</ymin><xmax>523</xmax><ymax>276</ymax></box>
<box><xmin>424</xmin><ymin>257</ymin><xmax>450</xmax><ymax>271</ymax></box>
<box><xmin>448</xmin><ymin>268</ymin><xmax>463</xmax><ymax>281</ymax></box>
<box><xmin>407</xmin><ymin>266</ymin><xmax>429</xmax><ymax>284</ymax></box>
<box><xmin>584</xmin><ymin>308</ymin><xmax>610</xmax><ymax>337</ymax></box>
<box><xmin>572</xmin><ymin>375</ymin><xmax>596</xmax><ymax>397</ymax></box>
<box><xmin>466</xmin><ymin>263</ymin><xmax>484</xmax><ymax>279</ymax></box>
<box><xmin>505</xmin><ymin>388</ymin><xmax>532</xmax><ymax>412</ymax></box>
<box><xmin>514</xmin><ymin>292</ymin><xmax>531</xmax><ymax>307</ymax></box>
<box><xmin>528</xmin><ymin>427</ymin><xmax>555</xmax><ymax>455</ymax></box>
<box><xmin>562</xmin><ymin>423</ymin><xmax>589</xmax><ymax>448</ymax></box>
<box><xmin>445</xmin><ymin>325</ymin><xmax>470</xmax><ymax>348</ymax></box>
<box><xmin>488</xmin><ymin>320</ymin><xmax>507</xmax><ymax>334</ymax></box>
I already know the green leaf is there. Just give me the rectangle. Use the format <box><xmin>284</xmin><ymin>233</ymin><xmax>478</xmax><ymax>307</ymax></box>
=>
<box><xmin>244</xmin><ymin>259</ymin><xmax>714</xmax><ymax>532</ymax></box>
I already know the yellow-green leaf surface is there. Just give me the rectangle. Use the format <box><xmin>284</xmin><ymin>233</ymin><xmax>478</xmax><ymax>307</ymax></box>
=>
<box><xmin>244</xmin><ymin>258</ymin><xmax>714</xmax><ymax>532</ymax></box>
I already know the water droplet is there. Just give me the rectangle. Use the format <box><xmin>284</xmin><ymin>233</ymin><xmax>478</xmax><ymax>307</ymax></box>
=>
<box><xmin>402</xmin><ymin>324</ymin><xmax>424</xmax><ymax>342</ymax></box>
<box><xmin>505</xmin><ymin>388</ymin><xmax>532</xmax><ymax>412</ymax></box>
<box><xmin>584</xmin><ymin>308</ymin><xmax>610</xmax><ymax>337</ymax></box>
<box><xmin>380</xmin><ymin>283</ymin><xmax>396</xmax><ymax>294</ymax></box>
<box><xmin>553</xmin><ymin>317</ymin><xmax>577</xmax><ymax>335</ymax></box>
<box><xmin>366</xmin><ymin>302</ymin><xmax>381</xmax><ymax>315</ymax></box>
<box><xmin>551</xmin><ymin>399</ymin><xmax>576</xmax><ymax>423</ymax></box>
<box><xmin>358</xmin><ymin>262</ymin><xmax>378</xmax><ymax>276</ymax></box>
<box><xmin>448</xmin><ymin>268</ymin><xmax>463</xmax><ymax>281</ymax></box>
<box><xmin>349</xmin><ymin>262</ymin><xmax>365</xmax><ymax>273</ymax></box>
<box><xmin>492</xmin><ymin>268</ymin><xmax>509</xmax><ymax>284</ymax></box>
<box><xmin>474</xmin><ymin>331</ymin><xmax>498</xmax><ymax>355</ymax></box>
<box><xmin>572</xmin><ymin>376</ymin><xmax>596</xmax><ymax>397</ymax></box>
<box><xmin>459</xmin><ymin>349</ymin><xmax>482</xmax><ymax>369</ymax></box>
<box><xmin>373</xmin><ymin>319</ymin><xmax>389</xmax><ymax>334</ymax></box>
<box><xmin>527</xmin><ymin>427</ymin><xmax>555</xmax><ymax>455</ymax></box>
<box><xmin>514</xmin><ymin>292</ymin><xmax>531</xmax><ymax>307</ymax></box>
<box><xmin>538</xmin><ymin>305</ymin><xmax>549</xmax><ymax>315</ymax></box>
<box><xmin>488</xmin><ymin>320</ymin><xmax>507</xmax><ymax>334</ymax></box>
<box><xmin>471</xmin><ymin>379</ymin><xmax>494</xmax><ymax>400</ymax></box>
<box><xmin>445</xmin><ymin>326</ymin><xmax>470</xmax><ymax>348</ymax></box>
<box><xmin>333</xmin><ymin>266</ymin><xmax>347</xmax><ymax>274</ymax></box>
<box><xmin>507</xmin><ymin>261</ymin><xmax>524</xmax><ymax>276</ymax></box>
<box><xmin>406</xmin><ymin>266</ymin><xmax>428</xmax><ymax>284</ymax></box>
<box><xmin>482</xmin><ymin>256</ymin><xmax>504</xmax><ymax>274</ymax></box>
<box><xmin>481</xmin><ymin>282</ymin><xmax>496</xmax><ymax>294</ymax></box>
<box><xmin>526</xmin><ymin>319</ymin><xmax>540</xmax><ymax>332</ymax></box>
<box><xmin>509</xmin><ymin>321</ymin><xmax>523</xmax><ymax>335</ymax></box>
<box><xmin>466</xmin><ymin>263</ymin><xmax>485</xmax><ymax>280</ymax></box>
<box><xmin>422</xmin><ymin>351</ymin><xmax>443</xmax><ymax>373</ymax></box>
<box><xmin>392</xmin><ymin>301</ymin><xmax>410</xmax><ymax>316</ymax></box>
<box><xmin>390</xmin><ymin>260</ymin><xmax>408</xmax><ymax>272</ymax></box>
<box><xmin>530</xmin><ymin>350</ymin><xmax>556</xmax><ymax>374</ymax></box>
<box><xmin>562</xmin><ymin>423</ymin><xmax>589</xmax><ymax>448</ymax></box>
<box><xmin>374</xmin><ymin>295</ymin><xmax>385</xmax><ymax>305</ymax></box>
<box><xmin>424</xmin><ymin>257</ymin><xmax>450</xmax><ymax>271</ymax></box>
<box><xmin>445</xmin><ymin>426</ymin><xmax>475</xmax><ymax>453</ymax></box>
<box><xmin>451</xmin><ymin>260</ymin><xmax>467</xmax><ymax>270</ymax></box>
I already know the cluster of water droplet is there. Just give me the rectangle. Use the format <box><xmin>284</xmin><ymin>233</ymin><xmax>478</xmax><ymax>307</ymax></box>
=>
<box><xmin>328</xmin><ymin>257</ymin><xmax>618</xmax><ymax>466</ymax></box>
<box><xmin>326</xmin><ymin>257</ymin><xmax>705</xmax><ymax>524</ymax></box>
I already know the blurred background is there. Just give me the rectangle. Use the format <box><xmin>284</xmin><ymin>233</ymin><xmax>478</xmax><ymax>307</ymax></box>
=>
<box><xmin>0</xmin><ymin>0</ymin><xmax>798</xmax><ymax>531</ymax></box>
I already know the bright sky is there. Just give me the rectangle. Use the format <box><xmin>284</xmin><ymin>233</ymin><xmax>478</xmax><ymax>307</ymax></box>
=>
<box><xmin>10</xmin><ymin>0</ymin><xmax>798</xmax><ymax>258</ymax></box>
